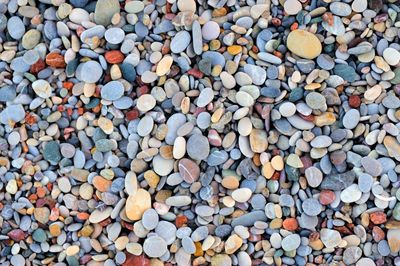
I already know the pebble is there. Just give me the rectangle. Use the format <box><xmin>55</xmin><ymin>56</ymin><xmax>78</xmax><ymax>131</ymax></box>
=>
<box><xmin>143</xmin><ymin>236</ymin><xmax>167</xmax><ymax>258</ymax></box>
<box><xmin>343</xmin><ymin>109</ymin><xmax>360</xmax><ymax>129</ymax></box>
<box><xmin>171</xmin><ymin>31</ymin><xmax>191</xmax><ymax>53</ymax></box>
<box><xmin>287</xmin><ymin>30</ymin><xmax>322</xmax><ymax>59</ymax></box>
<box><xmin>101</xmin><ymin>81</ymin><xmax>124</xmax><ymax>101</ymax></box>
<box><xmin>202</xmin><ymin>21</ymin><xmax>220</xmax><ymax>41</ymax></box>
<box><xmin>187</xmin><ymin>134</ymin><xmax>210</xmax><ymax>161</ymax></box>
<box><xmin>281</xmin><ymin>234</ymin><xmax>301</xmax><ymax>251</ymax></box>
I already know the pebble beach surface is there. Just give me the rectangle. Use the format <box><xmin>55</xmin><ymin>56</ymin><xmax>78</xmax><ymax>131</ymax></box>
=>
<box><xmin>0</xmin><ymin>0</ymin><xmax>400</xmax><ymax>265</ymax></box>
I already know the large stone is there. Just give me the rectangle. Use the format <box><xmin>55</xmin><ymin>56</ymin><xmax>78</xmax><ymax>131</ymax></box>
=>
<box><xmin>125</xmin><ymin>189</ymin><xmax>151</xmax><ymax>221</ymax></box>
<box><xmin>320</xmin><ymin>171</ymin><xmax>355</xmax><ymax>190</ymax></box>
<box><xmin>94</xmin><ymin>0</ymin><xmax>120</xmax><ymax>26</ymax></box>
<box><xmin>287</xmin><ymin>30</ymin><xmax>322</xmax><ymax>59</ymax></box>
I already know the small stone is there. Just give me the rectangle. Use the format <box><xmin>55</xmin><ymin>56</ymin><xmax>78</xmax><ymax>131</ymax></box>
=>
<box><xmin>156</xmin><ymin>56</ymin><xmax>173</xmax><ymax>76</ymax></box>
<box><xmin>143</xmin><ymin>236</ymin><xmax>167</xmax><ymax>258</ymax></box>
<box><xmin>340</xmin><ymin>184</ymin><xmax>362</xmax><ymax>203</ymax></box>
<box><xmin>231</xmin><ymin>188</ymin><xmax>252</xmax><ymax>203</ymax></box>
<box><xmin>43</xmin><ymin>141</ymin><xmax>61</xmax><ymax>164</ymax></box>
<box><xmin>388</xmin><ymin>229</ymin><xmax>400</xmax><ymax>253</ymax></box>
<box><xmin>320</xmin><ymin>229</ymin><xmax>342</xmax><ymax>248</ymax></box>
<box><xmin>178</xmin><ymin>158</ymin><xmax>200</xmax><ymax>184</ymax></box>
<box><xmin>225</xmin><ymin>234</ymin><xmax>243</xmax><ymax>254</ymax></box>
<box><xmin>302</xmin><ymin>198</ymin><xmax>322</xmax><ymax>216</ymax></box>
<box><xmin>281</xmin><ymin>234</ymin><xmax>301</xmax><ymax>251</ymax></box>
<box><xmin>187</xmin><ymin>134</ymin><xmax>210</xmax><ymax>160</ymax></box>
<box><xmin>197</xmin><ymin>87</ymin><xmax>214</xmax><ymax>107</ymax></box>
<box><xmin>34</xmin><ymin>207</ymin><xmax>50</xmax><ymax>224</ymax></box>
<box><xmin>352</xmin><ymin>0</ymin><xmax>367</xmax><ymax>12</ymax></box>
<box><xmin>342</xmin><ymin>109</ymin><xmax>360</xmax><ymax>129</ymax></box>
<box><xmin>202</xmin><ymin>21</ymin><xmax>220</xmax><ymax>41</ymax></box>
<box><xmin>171</xmin><ymin>31</ymin><xmax>191</xmax><ymax>53</ymax></box>
<box><xmin>383</xmin><ymin>48</ymin><xmax>400</xmax><ymax>66</ymax></box>
<box><xmin>306</xmin><ymin>92</ymin><xmax>326</xmax><ymax>109</ymax></box>
<box><xmin>305</xmin><ymin>167</ymin><xmax>322</xmax><ymax>187</ymax></box>
<box><xmin>236</xmin><ymin>91</ymin><xmax>255</xmax><ymax>107</ymax></box>
<box><xmin>137</xmin><ymin>94</ymin><xmax>156</xmax><ymax>112</ymax></box>
<box><xmin>32</xmin><ymin>80</ymin><xmax>52</xmax><ymax>98</ymax></box>
<box><xmin>284</xmin><ymin>0</ymin><xmax>302</xmax><ymax>15</ymax></box>
<box><xmin>101</xmin><ymin>81</ymin><xmax>124</xmax><ymax>101</ymax></box>
<box><xmin>142</xmin><ymin>209</ymin><xmax>159</xmax><ymax>230</ymax></box>
<box><xmin>319</xmin><ymin>190</ymin><xmax>336</xmax><ymax>205</ymax></box>
<box><xmin>343</xmin><ymin>246</ymin><xmax>362</xmax><ymax>265</ymax></box>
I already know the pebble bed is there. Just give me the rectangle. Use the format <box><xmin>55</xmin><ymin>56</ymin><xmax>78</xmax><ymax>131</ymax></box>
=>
<box><xmin>1</xmin><ymin>0</ymin><xmax>400</xmax><ymax>265</ymax></box>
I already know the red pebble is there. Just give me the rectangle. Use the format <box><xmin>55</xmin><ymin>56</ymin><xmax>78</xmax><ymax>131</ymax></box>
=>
<box><xmin>45</xmin><ymin>52</ymin><xmax>66</xmax><ymax>68</ymax></box>
<box><xmin>126</xmin><ymin>109</ymin><xmax>139</xmax><ymax>121</ymax></box>
<box><xmin>372</xmin><ymin>226</ymin><xmax>385</xmax><ymax>242</ymax></box>
<box><xmin>175</xmin><ymin>215</ymin><xmax>188</xmax><ymax>228</ymax></box>
<box><xmin>208</xmin><ymin>129</ymin><xmax>222</xmax><ymax>146</ymax></box>
<box><xmin>187</xmin><ymin>68</ymin><xmax>204</xmax><ymax>78</ymax></box>
<box><xmin>7</xmin><ymin>229</ymin><xmax>25</xmax><ymax>241</ymax></box>
<box><xmin>319</xmin><ymin>190</ymin><xmax>336</xmax><ymax>205</ymax></box>
<box><xmin>104</xmin><ymin>50</ymin><xmax>125</xmax><ymax>64</ymax></box>
<box><xmin>123</xmin><ymin>254</ymin><xmax>151</xmax><ymax>266</ymax></box>
<box><xmin>136</xmin><ymin>85</ymin><xmax>149</xmax><ymax>97</ymax></box>
<box><xmin>370</xmin><ymin>211</ymin><xmax>387</xmax><ymax>225</ymax></box>
<box><xmin>349</xmin><ymin>95</ymin><xmax>361</xmax><ymax>108</ymax></box>
<box><xmin>30</xmin><ymin>58</ymin><xmax>46</xmax><ymax>74</ymax></box>
<box><xmin>300</xmin><ymin>156</ymin><xmax>312</xmax><ymax>174</ymax></box>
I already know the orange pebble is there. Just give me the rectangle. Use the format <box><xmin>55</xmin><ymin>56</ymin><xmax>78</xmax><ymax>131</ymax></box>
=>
<box><xmin>194</xmin><ymin>242</ymin><xmax>203</xmax><ymax>257</ymax></box>
<box><xmin>283</xmin><ymin>218</ymin><xmax>298</xmax><ymax>231</ymax></box>
<box><xmin>63</xmin><ymin>81</ymin><xmax>74</xmax><ymax>90</ymax></box>
<box><xmin>370</xmin><ymin>211</ymin><xmax>387</xmax><ymax>225</ymax></box>
<box><xmin>175</xmin><ymin>215</ymin><xmax>188</xmax><ymax>228</ymax></box>
<box><xmin>37</xmin><ymin>187</ymin><xmax>46</xmax><ymax>198</ymax></box>
<box><xmin>77</xmin><ymin>212</ymin><xmax>90</xmax><ymax>220</ymax></box>
<box><xmin>45</xmin><ymin>52</ymin><xmax>66</xmax><ymax>68</ymax></box>
<box><xmin>290</xmin><ymin>22</ymin><xmax>299</xmax><ymax>31</ymax></box>
<box><xmin>105</xmin><ymin>50</ymin><xmax>125</xmax><ymax>64</ymax></box>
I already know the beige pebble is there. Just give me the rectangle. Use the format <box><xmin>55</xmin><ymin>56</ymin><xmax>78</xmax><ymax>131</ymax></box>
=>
<box><xmin>137</xmin><ymin>94</ymin><xmax>156</xmax><ymax>112</ymax></box>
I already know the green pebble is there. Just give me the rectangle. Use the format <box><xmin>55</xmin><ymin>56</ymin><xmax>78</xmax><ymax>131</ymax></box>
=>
<box><xmin>32</xmin><ymin>228</ymin><xmax>47</xmax><ymax>243</ymax></box>
<box><xmin>43</xmin><ymin>141</ymin><xmax>61</xmax><ymax>164</ymax></box>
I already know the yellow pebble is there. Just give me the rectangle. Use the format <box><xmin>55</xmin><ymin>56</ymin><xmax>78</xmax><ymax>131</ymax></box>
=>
<box><xmin>227</xmin><ymin>45</ymin><xmax>242</xmax><ymax>55</ymax></box>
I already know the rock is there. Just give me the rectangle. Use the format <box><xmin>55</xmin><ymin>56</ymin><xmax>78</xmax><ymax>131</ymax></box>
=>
<box><xmin>281</xmin><ymin>234</ymin><xmax>301</xmax><ymax>251</ymax></box>
<box><xmin>143</xmin><ymin>236</ymin><xmax>167</xmax><ymax>258</ymax></box>
<box><xmin>101</xmin><ymin>81</ymin><xmax>124</xmax><ymax>101</ymax></box>
<box><xmin>287</xmin><ymin>30</ymin><xmax>322</xmax><ymax>59</ymax></box>
<box><xmin>231</xmin><ymin>188</ymin><xmax>252</xmax><ymax>203</ymax></box>
<box><xmin>126</xmin><ymin>189</ymin><xmax>151</xmax><ymax>221</ymax></box>
<box><xmin>383</xmin><ymin>47</ymin><xmax>400</xmax><ymax>66</ymax></box>
<box><xmin>320</xmin><ymin>229</ymin><xmax>342</xmax><ymax>248</ymax></box>
<box><xmin>225</xmin><ymin>234</ymin><xmax>243</xmax><ymax>254</ymax></box>
<box><xmin>320</xmin><ymin>171</ymin><xmax>356</xmax><ymax>190</ymax></box>
<box><xmin>342</xmin><ymin>109</ymin><xmax>360</xmax><ymax>129</ymax></box>
<box><xmin>187</xmin><ymin>134</ymin><xmax>210</xmax><ymax>160</ymax></box>
<box><xmin>340</xmin><ymin>184</ymin><xmax>362</xmax><ymax>203</ymax></box>
<box><xmin>171</xmin><ymin>31</ymin><xmax>191</xmax><ymax>53</ymax></box>
<box><xmin>388</xmin><ymin>229</ymin><xmax>400</xmax><ymax>253</ymax></box>
<box><xmin>0</xmin><ymin>104</ymin><xmax>26</xmax><ymax>124</ymax></box>
<box><xmin>178</xmin><ymin>158</ymin><xmax>200</xmax><ymax>184</ymax></box>
<box><xmin>202</xmin><ymin>21</ymin><xmax>220</xmax><ymax>40</ymax></box>
<box><xmin>94</xmin><ymin>0</ymin><xmax>120</xmax><ymax>26</ymax></box>
<box><xmin>156</xmin><ymin>56</ymin><xmax>173</xmax><ymax>76</ymax></box>
<box><xmin>43</xmin><ymin>141</ymin><xmax>61</xmax><ymax>164</ymax></box>
<box><xmin>334</xmin><ymin>64</ymin><xmax>357</xmax><ymax>82</ymax></box>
